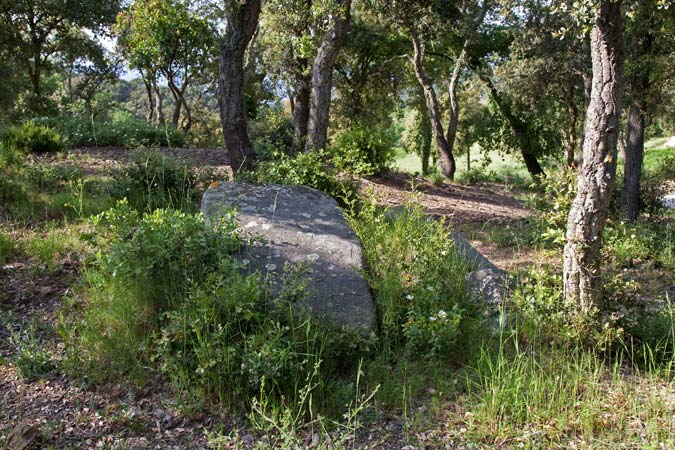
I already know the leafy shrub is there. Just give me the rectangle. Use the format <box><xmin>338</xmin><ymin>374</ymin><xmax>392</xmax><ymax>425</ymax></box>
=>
<box><xmin>350</xmin><ymin>199</ymin><xmax>475</xmax><ymax>360</ymax></box>
<box><xmin>457</xmin><ymin>167</ymin><xmax>500</xmax><ymax>185</ymax></box>
<box><xmin>526</xmin><ymin>165</ymin><xmax>577</xmax><ymax>246</ymax></box>
<box><xmin>37</xmin><ymin>112</ymin><xmax>186</xmax><ymax>148</ymax></box>
<box><xmin>1</xmin><ymin>122</ymin><xmax>63</xmax><ymax>153</ymax></box>
<box><xmin>62</xmin><ymin>201</ymin><xmax>242</xmax><ymax>376</ymax></box>
<box><xmin>0</xmin><ymin>230</ymin><xmax>14</xmax><ymax>265</ymax></box>
<box><xmin>245</xmin><ymin>151</ymin><xmax>357</xmax><ymax>206</ymax></box>
<box><xmin>331</xmin><ymin>124</ymin><xmax>395</xmax><ymax>176</ymax></box>
<box><xmin>24</xmin><ymin>163</ymin><xmax>84</xmax><ymax>192</ymax></box>
<box><xmin>122</xmin><ymin>151</ymin><xmax>199</xmax><ymax>212</ymax></box>
<box><xmin>249</xmin><ymin>107</ymin><xmax>294</xmax><ymax>159</ymax></box>
<box><xmin>0</xmin><ymin>140</ymin><xmax>24</xmax><ymax>167</ymax></box>
<box><xmin>154</xmin><ymin>274</ymin><xmax>366</xmax><ymax>406</ymax></box>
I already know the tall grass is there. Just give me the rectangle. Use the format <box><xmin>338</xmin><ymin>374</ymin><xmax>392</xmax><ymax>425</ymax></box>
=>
<box><xmin>466</xmin><ymin>328</ymin><xmax>675</xmax><ymax>448</ymax></box>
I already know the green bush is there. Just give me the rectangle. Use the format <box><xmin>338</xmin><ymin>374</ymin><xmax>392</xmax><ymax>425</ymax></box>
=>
<box><xmin>62</xmin><ymin>201</ymin><xmax>241</xmax><ymax>377</ymax></box>
<box><xmin>245</xmin><ymin>151</ymin><xmax>357</xmax><ymax>206</ymax></box>
<box><xmin>24</xmin><ymin>163</ymin><xmax>84</xmax><ymax>192</ymax></box>
<box><xmin>37</xmin><ymin>112</ymin><xmax>186</xmax><ymax>148</ymax></box>
<box><xmin>0</xmin><ymin>140</ymin><xmax>24</xmax><ymax>167</ymax></box>
<box><xmin>249</xmin><ymin>107</ymin><xmax>294</xmax><ymax>159</ymax></box>
<box><xmin>331</xmin><ymin>124</ymin><xmax>395</xmax><ymax>176</ymax></box>
<box><xmin>122</xmin><ymin>151</ymin><xmax>200</xmax><ymax>212</ymax></box>
<box><xmin>350</xmin><ymin>199</ymin><xmax>475</xmax><ymax>360</ymax></box>
<box><xmin>1</xmin><ymin>122</ymin><xmax>63</xmax><ymax>153</ymax></box>
<box><xmin>0</xmin><ymin>230</ymin><xmax>14</xmax><ymax>265</ymax></box>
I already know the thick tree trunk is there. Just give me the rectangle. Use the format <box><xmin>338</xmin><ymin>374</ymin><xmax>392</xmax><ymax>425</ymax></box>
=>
<box><xmin>27</xmin><ymin>58</ymin><xmax>44</xmax><ymax>115</ymax></box>
<box><xmin>563</xmin><ymin>0</ymin><xmax>623</xmax><ymax>312</ymax></box>
<box><xmin>305</xmin><ymin>0</ymin><xmax>352</xmax><ymax>152</ymax></box>
<box><xmin>411</xmin><ymin>33</ymin><xmax>455</xmax><ymax>180</ymax></box>
<box><xmin>217</xmin><ymin>0</ymin><xmax>261</xmax><ymax>174</ymax></box>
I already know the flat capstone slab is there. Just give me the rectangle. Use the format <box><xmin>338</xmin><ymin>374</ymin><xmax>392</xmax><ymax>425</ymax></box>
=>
<box><xmin>201</xmin><ymin>182</ymin><xmax>376</xmax><ymax>333</ymax></box>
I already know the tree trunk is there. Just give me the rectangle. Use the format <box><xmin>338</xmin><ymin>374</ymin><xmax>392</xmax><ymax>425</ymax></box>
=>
<box><xmin>410</xmin><ymin>32</ymin><xmax>455</xmax><ymax>180</ymax></box>
<box><xmin>305</xmin><ymin>0</ymin><xmax>352</xmax><ymax>152</ymax></box>
<box><xmin>621</xmin><ymin>10</ymin><xmax>653</xmax><ymax>222</ymax></box>
<box><xmin>563</xmin><ymin>0</ymin><xmax>623</xmax><ymax>312</ymax></box>
<box><xmin>566</xmin><ymin>98</ymin><xmax>578</xmax><ymax>168</ymax></box>
<box><xmin>217</xmin><ymin>0</ymin><xmax>261</xmax><ymax>174</ymax></box>
<box><xmin>292</xmin><ymin>68</ymin><xmax>311</xmax><ymax>152</ymax></box>
<box><xmin>476</xmin><ymin>71</ymin><xmax>545</xmax><ymax>179</ymax></box>
<box><xmin>153</xmin><ymin>80</ymin><xmax>165</xmax><ymax>125</ymax></box>
<box><xmin>621</xmin><ymin>96</ymin><xmax>646</xmax><ymax>221</ymax></box>
<box><xmin>27</xmin><ymin>57</ymin><xmax>44</xmax><ymax>115</ymax></box>
<box><xmin>141</xmin><ymin>71</ymin><xmax>155</xmax><ymax>123</ymax></box>
<box><xmin>446</xmin><ymin>46</ymin><xmax>467</xmax><ymax>168</ymax></box>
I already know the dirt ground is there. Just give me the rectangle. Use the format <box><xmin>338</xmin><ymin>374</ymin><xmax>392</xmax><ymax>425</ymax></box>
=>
<box><xmin>0</xmin><ymin>147</ymin><xmax>549</xmax><ymax>449</ymax></box>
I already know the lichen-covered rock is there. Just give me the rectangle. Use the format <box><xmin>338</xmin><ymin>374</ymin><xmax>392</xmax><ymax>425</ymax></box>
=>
<box><xmin>201</xmin><ymin>182</ymin><xmax>376</xmax><ymax>333</ymax></box>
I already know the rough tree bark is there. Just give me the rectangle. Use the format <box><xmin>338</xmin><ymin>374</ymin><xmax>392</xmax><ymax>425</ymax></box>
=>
<box><xmin>410</xmin><ymin>32</ymin><xmax>456</xmax><ymax>180</ymax></box>
<box><xmin>445</xmin><ymin>45</ymin><xmax>466</xmax><ymax>167</ymax></box>
<box><xmin>566</xmin><ymin>91</ymin><xmax>578</xmax><ymax>168</ymax></box>
<box><xmin>563</xmin><ymin>0</ymin><xmax>623</xmax><ymax>312</ymax></box>
<box><xmin>305</xmin><ymin>0</ymin><xmax>352</xmax><ymax>152</ymax></box>
<box><xmin>621</xmin><ymin>14</ymin><xmax>653</xmax><ymax>221</ymax></box>
<box><xmin>621</xmin><ymin>98</ymin><xmax>645</xmax><ymax>221</ymax></box>
<box><xmin>153</xmin><ymin>80</ymin><xmax>165</xmax><ymax>125</ymax></box>
<box><xmin>292</xmin><ymin>60</ymin><xmax>311</xmax><ymax>151</ymax></box>
<box><xmin>217</xmin><ymin>0</ymin><xmax>261</xmax><ymax>174</ymax></box>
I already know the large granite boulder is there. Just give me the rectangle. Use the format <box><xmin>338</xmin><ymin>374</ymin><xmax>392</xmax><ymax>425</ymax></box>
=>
<box><xmin>201</xmin><ymin>182</ymin><xmax>376</xmax><ymax>333</ymax></box>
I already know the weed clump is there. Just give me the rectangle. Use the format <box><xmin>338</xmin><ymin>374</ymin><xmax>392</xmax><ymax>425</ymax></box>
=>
<box><xmin>1</xmin><ymin>122</ymin><xmax>64</xmax><ymax>154</ymax></box>
<box><xmin>351</xmin><ymin>198</ymin><xmax>476</xmax><ymax>361</ymax></box>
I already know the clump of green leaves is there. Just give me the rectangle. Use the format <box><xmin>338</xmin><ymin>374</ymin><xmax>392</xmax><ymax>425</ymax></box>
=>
<box><xmin>331</xmin><ymin>123</ymin><xmax>395</xmax><ymax>176</ymax></box>
<box><xmin>350</xmin><ymin>198</ymin><xmax>475</xmax><ymax>360</ymax></box>
<box><xmin>0</xmin><ymin>122</ymin><xmax>64</xmax><ymax>154</ymax></box>
<box><xmin>245</xmin><ymin>151</ymin><xmax>357</xmax><ymax>205</ymax></box>
<box><xmin>122</xmin><ymin>151</ymin><xmax>200</xmax><ymax>212</ymax></box>
<box><xmin>62</xmin><ymin>201</ymin><xmax>241</xmax><ymax>377</ymax></box>
<box><xmin>10</xmin><ymin>324</ymin><xmax>56</xmax><ymax>381</ymax></box>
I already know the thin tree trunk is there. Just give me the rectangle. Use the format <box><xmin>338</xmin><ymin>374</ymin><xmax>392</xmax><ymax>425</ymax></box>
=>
<box><xmin>217</xmin><ymin>0</ymin><xmax>261</xmax><ymax>174</ymax></box>
<box><xmin>563</xmin><ymin>0</ymin><xmax>623</xmax><ymax>312</ymax></box>
<box><xmin>305</xmin><ymin>0</ymin><xmax>352</xmax><ymax>152</ymax></box>
<box><xmin>153</xmin><ymin>80</ymin><xmax>165</xmax><ymax>125</ymax></box>
<box><xmin>566</xmin><ymin>98</ymin><xmax>578</xmax><ymax>168</ymax></box>
<box><xmin>410</xmin><ymin>32</ymin><xmax>455</xmax><ymax>180</ymax></box>
<box><xmin>621</xmin><ymin>12</ymin><xmax>653</xmax><ymax>222</ymax></box>
<box><xmin>477</xmin><ymin>71</ymin><xmax>545</xmax><ymax>178</ymax></box>
<box><xmin>141</xmin><ymin>71</ymin><xmax>155</xmax><ymax>123</ymax></box>
<box><xmin>446</xmin><ymin>46</ymin><xmax>467</xmax><ymax>164</ymax></box>
<box><xmin>292</xmin><ymin>67</ymin><xmax>311</xmax><ymax>152</ymax></box>
<box><xmin>621</xmin><ymin>96</ymin><xmax>646</xmax><ymax>221</ymax></box>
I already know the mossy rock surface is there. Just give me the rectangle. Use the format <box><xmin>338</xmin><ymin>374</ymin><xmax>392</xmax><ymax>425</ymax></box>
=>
<box><xmin>202</xmin><ymin>182</ymin><xmax>376</xmax><ymax>333</ymax></box>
